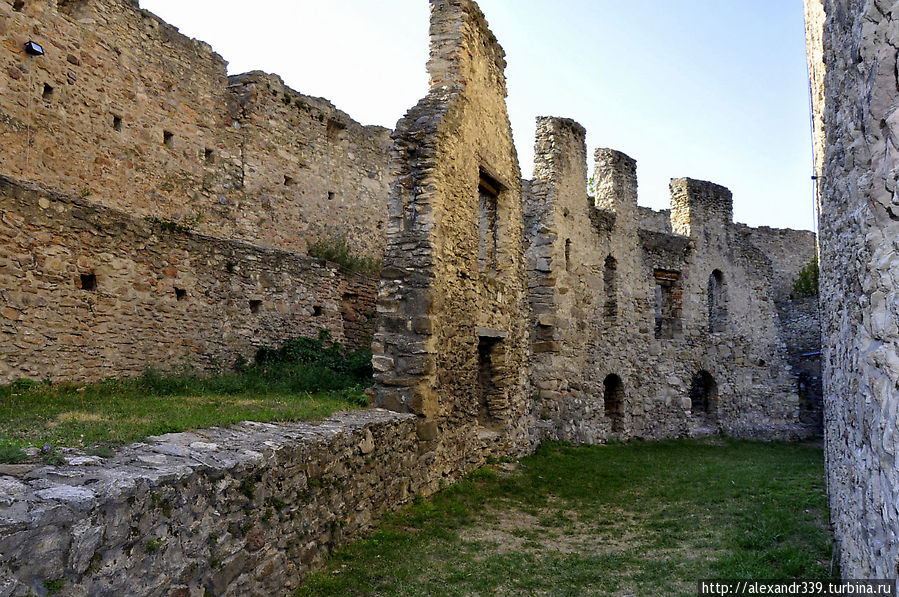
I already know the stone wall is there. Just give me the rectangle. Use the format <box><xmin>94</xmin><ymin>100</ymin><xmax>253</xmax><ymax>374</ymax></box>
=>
<box><xmin>805</xmin><ymin>0</ymin><xmax>899</xmax><ymax>578</ymax></box>
<box><xmin>372</xmin><ymin>0</ymin><xmax>534</xmax><ymax>452</ymax></box>
<box><xmin>0</xmin><ymin>409</ymin><xmax>501</xmax><ymax>597</ymax></box>
<box><xmin>734</xmin><ymin>224</ymin><xmax>817</xmax><ymax>301</ymax></box>
<box><xmin>0</xmin><ymin>0</ymin><xmax>390</xmax><ymax>257</ymax></box>
<box><xmin>524</xmin><ymin>118</ymin><xmax>817</xmax><ymax>443</ymax></box>
<box><xmin>0</xmin><ymin>175</ymin><xmax>376</xmax><ymax>384</ymax></box>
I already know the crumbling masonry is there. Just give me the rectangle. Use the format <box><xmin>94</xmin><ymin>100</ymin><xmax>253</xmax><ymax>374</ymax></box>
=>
<box><xmin>0</xmin><ymin>0</ymin><xmax>829</xmax><ymax>594</ymax></box>
<box><xmin>372</xmin><ymin>6</ymin><xmax>820</xmax><ymax>446</ymax></box>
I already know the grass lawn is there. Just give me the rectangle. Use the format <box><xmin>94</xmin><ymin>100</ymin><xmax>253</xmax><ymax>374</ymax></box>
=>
<box><xmin>299</xmin><ymin>438</ymin><xmax>834</xmax><ymax>597</ymax></box>
<box><xmin>0</xmin><ymin>332</ymin><xmax>372</xmax><ymax>462</ymax></box>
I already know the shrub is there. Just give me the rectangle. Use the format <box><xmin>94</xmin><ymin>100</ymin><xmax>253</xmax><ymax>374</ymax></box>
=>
<box><xmin>791</xmin><ymin>257</ymin><xmax>819</xmax><ymax>298</ymax></box>
<box><xmin>254</xmin><ymin>329</ymin><xmax>373</xmax><ymax>387</ymax></box>
<box><xmin>307</xmin><ymin>235</ymin><xmax>381</xmax><ymax>274</ymax></box>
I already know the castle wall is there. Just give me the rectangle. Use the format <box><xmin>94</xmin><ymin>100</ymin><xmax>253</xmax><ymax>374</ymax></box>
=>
<box><xmin>805</xmin><ymin>0</ymin><xmax>899</xmax><ymax>577</ymax></box>
<box><xmin>734</xmin><ymin>224</ymin><xmax>817</xmax><ymax>301</ymax></box>
<box><xmin>0</xmin><ymin>0</ymin><xmax>389</xmax><ymax>257</ymax></box>
<box><xmin>0</xmin><ymin>175</ymin><xmax>376</xmax><ymax>384</ymax></box>
<box><xmin>525</xmin><ymin>119</ymin><xmax>813</xmax><ymax>443</ymax></box>
<box><xmin>372</xmin><ymin>0</ymin><xmax>533</xmax><ymax>452</ymax></box>
<box><xmin>637</xmin><ymin>206</ymin><xmax>671</xmax><ymax>233</ymax></box>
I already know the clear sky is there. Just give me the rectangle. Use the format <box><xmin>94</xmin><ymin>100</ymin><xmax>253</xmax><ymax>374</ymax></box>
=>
<box><xmin>139</xmin><ymin>0</ymin><xmax>815</xmax><ymax>232</ymax></box>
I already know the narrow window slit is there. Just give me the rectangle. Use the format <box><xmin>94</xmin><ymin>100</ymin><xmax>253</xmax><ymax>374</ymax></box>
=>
<box><xmin>112</xmin><ymin>115</ymin><xmax>122</xmax><ymax>131</ymax></box>
<box><xmin>163</xmin><ymin>130</ymin><xmax>174</xmax><ymax>147</ymax></box>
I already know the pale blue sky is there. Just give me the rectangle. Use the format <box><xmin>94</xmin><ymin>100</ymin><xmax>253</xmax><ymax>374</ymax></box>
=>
<box><xmin>139</xmin><ymin>0</ymin><xmax>815</xmax><ymax>231</ymax></box>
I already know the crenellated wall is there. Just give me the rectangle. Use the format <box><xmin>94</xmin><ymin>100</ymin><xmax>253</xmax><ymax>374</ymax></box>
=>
<box><xmin>0</xmin><ymin>0</ymin><xmax>832</xmax><ymax>594</ymax></box>
<box><xmin>524</xmin><ymin>118</ymin><xmax>817</xmax><ymax>443</ymax></box>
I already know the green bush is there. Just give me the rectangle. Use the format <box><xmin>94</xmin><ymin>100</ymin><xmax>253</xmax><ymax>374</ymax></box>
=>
<box><xmin>791</xmin><ymin>257</ymin><xmax>819</xmax><ymax>298</ymax></box>
<box><xmin>254</xmin><ymin>329</ymin><xmax>373</xmax><ymax>388</ymax></box>
<box><xmin>307</xmin><ymin>235</ymin><xmax>381</xmax><ymax>274</ymax></box>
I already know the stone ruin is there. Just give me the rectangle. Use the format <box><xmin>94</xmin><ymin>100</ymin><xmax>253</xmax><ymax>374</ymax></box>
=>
<box><xmin>0</xmin><ymin>0</ymin><xmax>856</xmax><ymax>594</ymax></box>
<box><xmin>372</xmin><ymin>3</ymin><xmax>820</xmax><ymax>447</ymax></box>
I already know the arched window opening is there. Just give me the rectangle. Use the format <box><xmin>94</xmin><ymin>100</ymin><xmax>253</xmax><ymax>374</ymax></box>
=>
<box><xmin>708</xmin><ymin>269</ymin><xmax>727</xmax><ymax>333</ymax></box>
<box><xmin>603</xmin><ymin>255</ymin><xmax>618</xmax><ymax>318</ymax></box>
<box><xmin>603</xmin><ymin>374</ymin><xmax>624</xmax><ymax>433</ymax></box>
<box><xmin>689</xmin><ymin>371</ymin><xmax>718</xmax><ymax>416</ymax></box>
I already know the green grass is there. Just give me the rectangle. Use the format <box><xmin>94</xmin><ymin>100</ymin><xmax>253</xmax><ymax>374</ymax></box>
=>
<box><xmin>0</xmin><ymin>332</ymin><xmax>372</xmax><ymax>458</ymax></box>
<box><xmin>298</xmin><ymin>439</ymin><xmax>834</xmax><ymax>597</ymax></box>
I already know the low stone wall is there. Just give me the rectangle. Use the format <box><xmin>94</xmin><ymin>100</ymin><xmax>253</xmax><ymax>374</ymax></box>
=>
<box><xmin>0</xmin><ymin>175</ymin><xmax>377</xmax><ymax>384</ymax></box>
<box><xmin>0</xmin><ymin>409</ymin><xmax>495</xmax><ymax>597</ymax></box>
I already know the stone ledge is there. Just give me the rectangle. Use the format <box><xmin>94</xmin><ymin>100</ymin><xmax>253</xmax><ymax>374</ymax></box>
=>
<box><xmin>0</xmin><ymin>408</ymin><xmax>427</xmax><ymax>597</ymax></box>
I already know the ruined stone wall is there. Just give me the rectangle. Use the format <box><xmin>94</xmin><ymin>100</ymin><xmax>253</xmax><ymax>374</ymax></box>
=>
<box><xmin>805</xmin><ymin>0</ymin><xmax>899</xmax><ymax>578</ymax></box>
<box><xmin>373</xmin><ymin>0</ymin><xmax>533</xmax><ymax>453</ymax></box>
<box><xmin>734</xmin><ymin>224</ymin><xmax>817</xmax><ymax>300</ymax></box>
<box><xmin>0</xmin><ymin>175</ymin><xmax>376</xmax><ymax>384</ymax></box>
<box><xmin>0</xmin><ymin>0</ymin><xmax>389</xmax><ymax>257</ymax></box>
<box><xmin>637</xmin><ymin>206</ymin><xmax>671</xmax><ymax>233</ymax></box>
<box><xmin>227</xmin><ymin>72</ymin><xmax>391</xmax><ymax>256</ymax></box>
<box><xmin>525</xmin><ymin>119</ymin><xmax>811</xmax><ymax>444</ymax></box>
<box><xmin>0</xmin><ymin>409</ymin><xmax>503</xmax><ymax>597</ymax></box>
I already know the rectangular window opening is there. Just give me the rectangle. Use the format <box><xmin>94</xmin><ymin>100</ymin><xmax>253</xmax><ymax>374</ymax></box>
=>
<box><xmin>174</xmin><ymin>287</ymin><xmax>186</xmax><ymax>301</ymax></box>
<box><xmin>477</xmin><ymin>336</ymin><xmax>504</xmax><ymax>429</ymax></box>
<box><xmin>42</xmin><ymin>83</ymin><xmax>54</xmax><ymax>100</ymax></box>
<box><xmin>478</xmin><ymin>171</ymin><xmax>502</xmax><ymax>275</ymax></box>
<box><xmin>112</xmin><ymin>115</ymin><xmax>122</xmax><ymax>131</ymax></box>
<box><xmin>163</xmin><ymin>130</ymin><xmax>174</xmax><ymax>147</ymax></box>
<box><xmin>58</xmin><ymin>0</ymin><xmax>89</xmax><ymax>15</ymax></box>
<box><xmin>204</xmin><ymin>148</ymin><xmax>214</xmax><ymax>163</ymax></box>
<box><xmin>327</xmin><ymin>191</ymin><xmax>335</xmax><ymax>201</ymax></box>
<box><xmin>249</xmin><ymin>299</ymin><xmax>262</xmax><ymax>314</ymax></box>
<box><xmin>653</xmin><ymin>269</ymin><xmax>682</xmax><ymax>340</ymax></box>
<box><xmin>13</xmin><ymin>1</ymin><xmax>24</xmax><ymax>12</ymax></box>
<box><xmin>326</xmin><ymin>118</ymin><xmax>345</xmax><ymax>142</ymax></box>
<box><xmin>79</xmin><ymin>273</ymin><xmax>97</xmax><ymax>291</ymax></box>
<box><xmin>284</xmin><ymin>175</ymin><xmax>294</xmax><ymax>187</ymax></box>
<box><xmin>313</xmin><ymin>305</ymin><xmax>322</xmax><ymax>316</ymax></box>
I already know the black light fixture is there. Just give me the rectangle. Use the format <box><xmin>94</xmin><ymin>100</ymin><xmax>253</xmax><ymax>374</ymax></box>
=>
<box><xmin>24</xmin><ymin>41</ymin><xmax>44</xmax><ymax>56</ymax></box>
